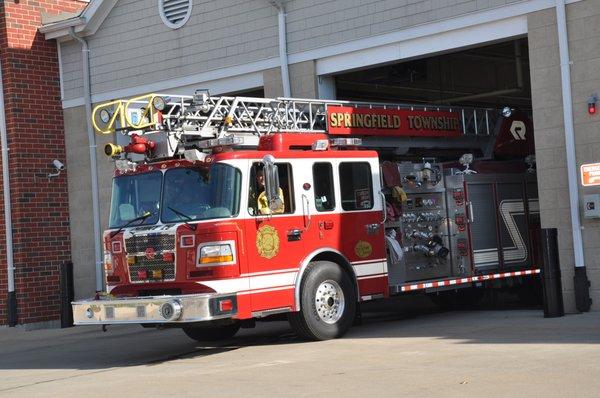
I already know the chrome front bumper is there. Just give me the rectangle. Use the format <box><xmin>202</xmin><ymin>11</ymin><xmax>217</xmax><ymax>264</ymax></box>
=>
<box><xmin>72</xmin><ymin>293</ymin><xmax>237</xmax><ymax>325</ymax></box>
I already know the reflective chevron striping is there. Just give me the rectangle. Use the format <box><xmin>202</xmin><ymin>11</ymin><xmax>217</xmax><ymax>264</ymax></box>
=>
<box><xmin>400</xmin><ymin>268</ymin><xmax>540</xmax><ymax>292</ymax></box>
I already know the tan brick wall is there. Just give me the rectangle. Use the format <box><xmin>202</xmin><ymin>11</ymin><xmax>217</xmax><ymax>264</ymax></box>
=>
<box><xmin>263</xmin><ymin>67</ymin><xmax>283</xmax><ymax>98</ymax></box>
<box><xmin>289</xmin><ymin>61</ymin><xmax>318</xmax><ymax>99</ymax></box>
<box><xmin>528</xmin><ymin>0</ymin><xmax>600</xmax><ymax>312</ymax></box>
<box><xmin>264</xmin><ymin>61</ymin><xmax>318</xmax><ymax>99</ymax></box>
<box><xmin>63</xmin><ymin>106</ymin><xmax>114</xmax><ymax>300</ymax></box>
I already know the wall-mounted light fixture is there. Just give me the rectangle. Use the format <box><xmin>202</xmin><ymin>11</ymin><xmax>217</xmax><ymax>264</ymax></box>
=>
<box><xmin>588</xmin><ymin>93</ymin><xmax>598</xmax><ymax>115</ymax></box>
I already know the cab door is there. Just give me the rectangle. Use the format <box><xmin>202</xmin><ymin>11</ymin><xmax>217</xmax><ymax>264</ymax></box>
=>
<box><xmin>242</xmin><ymin>161</ymin><xmax>307</xmax><ymax>313</ymax></box>
<box><xmin>301</xmin><ymin>157</ymin><xmax>388</xmax><ymax>299</ymax></box>
<box><xmin>335</xmin><ymin>159</ymin><xmax>388</xmax><ymax>298</ymax></box>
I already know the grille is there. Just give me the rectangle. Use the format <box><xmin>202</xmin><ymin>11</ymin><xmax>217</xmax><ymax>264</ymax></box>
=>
<box><xmin>125</xmin><ymin>234</ymin><xmax>175</xmax><ymax>254</ymax></box>
<box><xmin>129</xmin><ymin>257</ymin><xmax>176</xmax><ymax>283</ymax></box>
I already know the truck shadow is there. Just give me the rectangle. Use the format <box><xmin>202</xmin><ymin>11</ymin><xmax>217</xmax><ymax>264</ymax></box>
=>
<box><xmin>0</xmin><ymin>293</ymin><xmax>597</xmax><ymax>372</ymax></box>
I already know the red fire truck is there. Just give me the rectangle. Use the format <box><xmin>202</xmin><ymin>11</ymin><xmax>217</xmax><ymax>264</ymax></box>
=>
<box><xmin>73</xmin><ymin>91</ymin><xmax>540</xmax><ymax>341</ymax></box>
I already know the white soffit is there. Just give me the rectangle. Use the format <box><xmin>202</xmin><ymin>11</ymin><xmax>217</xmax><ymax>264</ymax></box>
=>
<box><xmin>315</xmin><ymin>16</ymin><xmax>527</xmax><ymax>76</ymax></box>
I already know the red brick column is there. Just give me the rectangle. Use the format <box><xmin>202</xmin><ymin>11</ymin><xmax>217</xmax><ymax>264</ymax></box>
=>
<box><xmin>0</xmin><ymin>0</ymin><xmax>85</xmax><ymax>326</ymax></box>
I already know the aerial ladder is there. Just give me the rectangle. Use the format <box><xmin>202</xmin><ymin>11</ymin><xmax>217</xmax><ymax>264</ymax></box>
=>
<box><xmin>92</xmin><ymin>90</ymin><xmax>503</xmax><ymax>160</ymax></box>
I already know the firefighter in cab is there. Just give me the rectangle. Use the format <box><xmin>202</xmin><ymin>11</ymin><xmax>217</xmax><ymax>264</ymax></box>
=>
<box><xmin>252</xmin><ymin>165</ymin><xmax>285</xmax><ymax>215</ymax></box>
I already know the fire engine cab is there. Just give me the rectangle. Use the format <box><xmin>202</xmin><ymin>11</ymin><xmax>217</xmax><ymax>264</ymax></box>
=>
<box><xmin>73</xmin><ymin>91</ymin><xmax>540</xmax><ymax>341</ymax></box>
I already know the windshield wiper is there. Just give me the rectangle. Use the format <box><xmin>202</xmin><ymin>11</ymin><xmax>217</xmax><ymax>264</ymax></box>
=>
<box><xmin>110</xmin><ymin>211</ymin><xmax>154</xmax><ymax>238</ymax></box>
<box><xmin>167</xmin><ymin>207</ymin><xmax>197</xmax><ymax>231</ymax></box>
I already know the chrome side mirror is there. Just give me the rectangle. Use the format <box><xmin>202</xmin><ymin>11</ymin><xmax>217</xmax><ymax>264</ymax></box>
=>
<box><xmin>262</xmin><ymin>154</ymin><xmax>283</xmax><ymax>212</ymax></box>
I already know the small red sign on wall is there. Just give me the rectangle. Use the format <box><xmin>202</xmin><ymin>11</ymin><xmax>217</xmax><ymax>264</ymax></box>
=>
<box><xmin>581</xmin><ymin>163</ymin><xmax>600</xmax><ymax>186</ymax></box>
<box><xmin>326</xmin><ymin>106</ymin><xmax>462</xmax><ymax>137</ymax></box>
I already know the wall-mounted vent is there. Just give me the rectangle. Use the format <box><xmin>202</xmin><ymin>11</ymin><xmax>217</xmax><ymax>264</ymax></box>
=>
<box><xmin>159</xmin><ymin>0</ymin><xmax>193</xmax><ymax>29</ymax></box>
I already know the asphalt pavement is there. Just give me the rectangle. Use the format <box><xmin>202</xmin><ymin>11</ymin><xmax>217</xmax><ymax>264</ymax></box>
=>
<box><xmin>1</xmin><ymin>294</ymin><xmax>599</xmax><ymax>397</ymax></box>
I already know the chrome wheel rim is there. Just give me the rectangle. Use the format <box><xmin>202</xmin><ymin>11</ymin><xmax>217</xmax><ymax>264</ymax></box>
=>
<box><xmin>314</xmin><ymin>280</ymin><xmax>345</xmax><ymax>324</ymax></box>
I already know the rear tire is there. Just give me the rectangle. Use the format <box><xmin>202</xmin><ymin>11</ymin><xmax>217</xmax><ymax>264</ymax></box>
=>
<box><xmin>182</xmin><ymin>323</ymin><xmax>240</xmax><ymax>342</ymax></box>
<box><xmin>288</xmin><ymin>261</ymin><xmax>356</xmax><ymax>341</ymax></box>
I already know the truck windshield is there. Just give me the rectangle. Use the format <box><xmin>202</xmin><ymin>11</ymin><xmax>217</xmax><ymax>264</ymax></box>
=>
<box><xmin>109</xmin><ymin>171</ymin><xmax>162</xmax><ymax>228</ymax></box>
<box><xmin>162</xmin><ymin>164</ymin><xmax>241</xmax><ymax>223</ymax></box>
<box><xmin>108</xmin><ymin>164</ymin><xmax>241</xmax><ymax>229</ymax></box>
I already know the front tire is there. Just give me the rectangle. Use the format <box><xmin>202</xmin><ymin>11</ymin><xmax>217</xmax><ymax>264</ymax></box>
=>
<box><xmin>182</xmin><ymin>323</ymin><xmax>240</xmax><ymax>342</ymax></box>
<box><xmin>288</xmin><ymin>261</ymin><xmax>356</xmax><ymax>341</ymax></box>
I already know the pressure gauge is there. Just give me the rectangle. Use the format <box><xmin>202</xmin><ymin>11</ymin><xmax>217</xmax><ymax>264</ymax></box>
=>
<box><xmin>152</xmin><ymin>96</ymin><xmax>167</xmax><ymax>111</ymax></box>
<box><xmin>99</xmin><ymin>109</ymin><xmax>111</xmax><ymax>124</ymax></box>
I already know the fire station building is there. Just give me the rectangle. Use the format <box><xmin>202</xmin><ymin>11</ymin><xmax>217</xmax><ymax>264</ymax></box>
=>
<box><xmin>1</xmin><ymin>0</ymin><xmax>600</xmax><ymax>326</ymax></box>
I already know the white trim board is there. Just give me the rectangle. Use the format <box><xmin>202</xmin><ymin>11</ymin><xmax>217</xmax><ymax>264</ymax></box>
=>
<box><xmin>62</xmin><ymin>61</ymin><xmax>273</xmax><ymax>108</ymax></box>
<box><xmin>315</xmin><ymin>16</ymin><xmax>527</xmax><ymax>76</ymax></box>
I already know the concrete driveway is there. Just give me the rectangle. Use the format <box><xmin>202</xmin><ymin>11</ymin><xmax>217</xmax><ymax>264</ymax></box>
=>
<box><xmin>1</xmin><ymin>296</ymin><xmax>599</xmax><ymax>397</ymax></box>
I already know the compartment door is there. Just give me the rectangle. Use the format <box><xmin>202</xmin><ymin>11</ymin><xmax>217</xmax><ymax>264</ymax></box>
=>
<box><xmin>496</xmin><ymin>182</ymin><xmax>532</xmax><ymax>269</ymax></box>
<box><xmin>467</xmin><ymin>183</ymin><xmax>500</xmax><ymax>271</ymax></box>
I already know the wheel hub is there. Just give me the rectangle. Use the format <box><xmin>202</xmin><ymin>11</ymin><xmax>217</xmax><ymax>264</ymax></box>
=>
<box><xmin>315</xmin><ymin>280</ymin><xmax>345</xmax><ymax>324</ymax></box>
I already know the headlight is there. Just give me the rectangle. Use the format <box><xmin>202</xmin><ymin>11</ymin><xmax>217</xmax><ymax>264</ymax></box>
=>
<box><xmin>198</xmin><ymin>242</ymin><xmax>234</xmax><ymax>265</ymax></box>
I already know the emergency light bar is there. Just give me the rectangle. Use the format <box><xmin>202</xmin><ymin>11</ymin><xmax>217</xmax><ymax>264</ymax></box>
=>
<box><xmin>312</xmin><ymin>139</ymin><xmax>329</xmax><ymax>151</ymax></box>
<box><xmin>309</xmin><ymin>138</ymin><xmax>363</xmax><ymax>151</ymax></box>
<box><xmin>330</xmin><ymin>138</ymin><xmax>362</xmax><ymax>147</ymax></box>
<box><xmin>115</xmin><ymin>159</ymin><xmax>137</xmax><ymax>172</ymax></box>
<box><xmin>183</xmin><ymin>149</ymin><xmax>208</xmax><ymax>162</ymax></box>
<box><xmin>196</xmin><ymin>136</ymin><xmax>244</xmax><ymax>149</ymax></box>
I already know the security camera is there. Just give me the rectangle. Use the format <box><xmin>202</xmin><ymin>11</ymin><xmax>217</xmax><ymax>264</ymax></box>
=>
<box><xmin>52</xmin><ymin>159</ymin><xmax>65</xmax><ymax>171</ymax></box>
<box><xmin>48</xmin><ymin>159</ymin><xmax>65</xmax><ymax>179</ymax></box>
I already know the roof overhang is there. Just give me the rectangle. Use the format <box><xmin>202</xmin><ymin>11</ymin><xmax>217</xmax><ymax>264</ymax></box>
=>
<box><xmin>39</xmin><ymin>0</ymin><xmax>118</xmax><ymax>40</ymax></box>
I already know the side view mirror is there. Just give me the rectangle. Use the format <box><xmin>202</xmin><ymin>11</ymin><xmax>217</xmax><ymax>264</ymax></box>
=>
<box><xmin>262</xmin><ymin>154</ymin><xmax>283</xmax><ymax>212</ymax></box>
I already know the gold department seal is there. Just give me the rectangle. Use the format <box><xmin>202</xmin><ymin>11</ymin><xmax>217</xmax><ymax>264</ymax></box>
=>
<box><xmin>256</xmin><ymin>225</ymin><xmax>280</xmax><ymax>259</ymax></box>
<box><xmin>354</xmin><ymin>240</ymin><xmax>372</xmax><ymax>259</ymax></box>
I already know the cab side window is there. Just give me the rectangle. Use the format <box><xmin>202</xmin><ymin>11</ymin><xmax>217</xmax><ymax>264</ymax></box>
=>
<box><xmin>248</xmin><ymin>162</ymin><xmax>295</xmax><ymax>215</ymax></box>
<box><xmin>313</xmin><ymin>162</ymin><xmax>335</xmax><ymax>212</ymax></box>
<box><xmin>339</xmin><ymin>162</ymin><xmax>373</xmax><ymax>211</ymax></box>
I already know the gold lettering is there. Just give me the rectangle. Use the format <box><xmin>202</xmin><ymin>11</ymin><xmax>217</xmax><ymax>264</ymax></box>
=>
<box><xmin>344</xmin><ymin>113</ymin><xmax>351</xmax><ymax>128</ymax></box>
<box><xmin>414</xmin><ymin>116</ymin><xmax>422</xmax><ymax>129</ymax></box>
<box><xmin>330</xmin><ymin>113</ymin><xmax>338</xmax><ymax>127</ymax></box>
<box><xmin>393</xmin><ymin>115</ymin><xmax>401</xmax><ymax>128</ymax></box>
<box><xmin>356</xmin><ymin>114</ymin><xmax>364</xmax><ymax>128</ymax></box>
<box><xmin>444</xmin><ymin>117</ymin><xmax>452</xmax><ymax>130</ymax></box>
<box><xmin>364</xmin><ymin>114</ymin><xmax>371</xmax><ymax>128</ymax></box>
